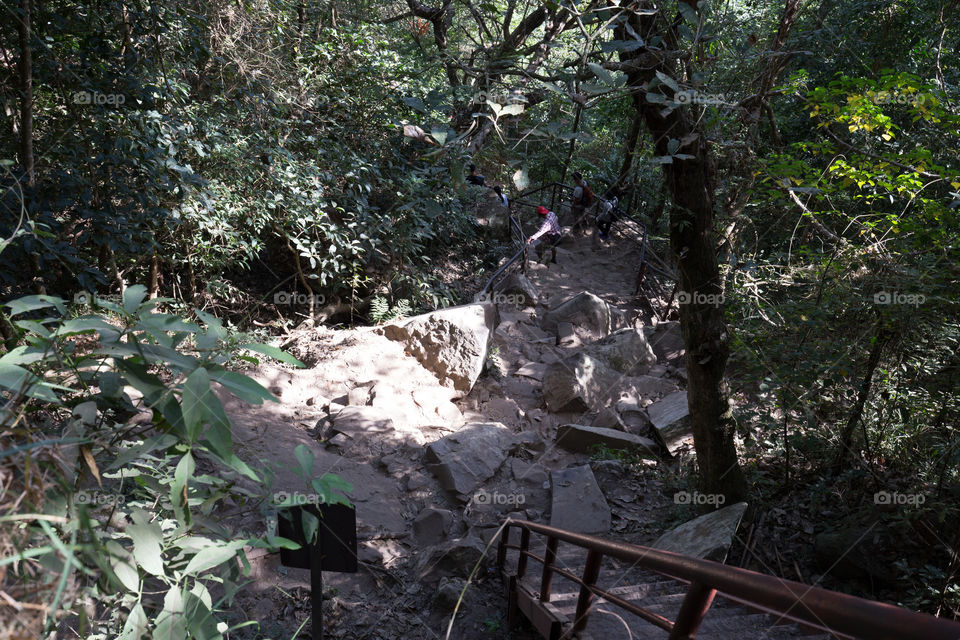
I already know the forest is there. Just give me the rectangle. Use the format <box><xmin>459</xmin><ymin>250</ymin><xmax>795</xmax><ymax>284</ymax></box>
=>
<box><xmin>1</xmin><ymin>0</ymin><xmax>959</xmax><ymax>638</ymax></box>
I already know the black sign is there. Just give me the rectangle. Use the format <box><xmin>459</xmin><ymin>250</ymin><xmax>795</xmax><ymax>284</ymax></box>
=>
<box><xmin>277</xmin><ymin>503</ymin><xmax>358</xmax><ymax>573</ymax></box>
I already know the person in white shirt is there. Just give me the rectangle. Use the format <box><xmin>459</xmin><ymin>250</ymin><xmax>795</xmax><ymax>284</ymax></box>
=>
<box><xmin>527</xmin><ymin>205</ymin><xmax>561</xmax><ymax>264</ymax></box>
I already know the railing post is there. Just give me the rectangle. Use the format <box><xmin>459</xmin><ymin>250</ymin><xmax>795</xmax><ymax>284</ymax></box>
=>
<box><xmin>539</xmin><ymin>536</ymin><xmax>559</xmax><ymax>602</ymax></box>
<box><xmin>670</xmin><ymin>581</ymin><xmax>717</xmax><ymax>640</ymax></box>
<box><xmin>572</xmin><ymin>550</ymin><xmax>603</xmax><ymax>633</ymax></box>
<box><xmin>516</xmin><ymin>527</ymin><xmax>531</xmax><ymax>580</ymax></box>
<box><xmin>497</xmin><ymin>524</ymin><xmax>509</xmax><ymax>568</ymax></box>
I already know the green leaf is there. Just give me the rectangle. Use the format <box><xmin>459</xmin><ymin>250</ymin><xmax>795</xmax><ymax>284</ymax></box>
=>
<box><xmin>183</xmin><ymin>591</ymin><xmax>223</xmax><ymax>640</ymax></box>
<box><xmin>237</xmin><ymin>343</ymin><xmax>304</xmax><ymax>368</ymax></box>
<box><xmin>4</xmin><ymin>295</ymin><xmax>66</xmax><ymax>317</ymax></box>
<box><xmin>655</xmin><ymin>71</ymin><xmax>679</xmax><ymax>93</ymax></box>
<box><xmin>182</xmin><ymin>368</ymin><xmax>213</xmax><ymax>442</ymax></box>
<box><xmin>645</xmin><ymin>92</ymin><xmax>666</xmax><ymax>104</ymax></box>
<box><xmin>171</xmin><ymin>452</ymin><xmax>195</xmax><ymax>516</ymax></box>
<box><xmin>294</xmin><ymin>444</ymin><xmax>314</xmax><ymax>481</ymax></box>
<box><xmin>588</xmin><ymin>62</ymin><xmax>614</xmax><ymax>86</ymax></box>
<box><xmin>50</xmin><ymin>317</ymin><xmax>116</xmax><ymax>338</ymax></box>
<box><xmin>499</xmin><ymin>103</ymin><xmax>525</xmax><ymax>116</ymax></box>
<box><xmin>106</xmin><ymin>540</ymin><xmax>140</xmax><ymax>594</ymax></box>
<box><xmin>206</xmin><ymin>368</ymin><xmax>275</xmax><ymax>404</ymax></box>
<box><xmin>154</xmin><ymin>588</ymin><xmax>187</xmax><ymax>640</ymax></box>
<box><xmin>311</xmin><ymin>473</ymin><xmax>353</xmax><ymax>507</ymax></box>
<box><xmin>0</xmin><ymin>364</ymin><xmax>63</xmax><ymax>402</ymax></box>
<box><xmin>122</xmin><ymin>285</ymin><xmax>148</xmax><ymax>315</ymax></box>
<box><xmin>301</xmin><ymin>509</ymin><xmax>320</xmax><ymax>546</ymax></box>
<box><xmin>183</xmin><ymin>540</ymin><xmax>246</xmax><ymax>576</ymax></box>
<box><xmin>119</xmin><ymin>602</ymin><xmax>149</xmax><ymax>640</ymax></box>
<box><xmin>127</xmin><ymin>509</ymin><xmax>165</xmax><ymax>577</ymax></box>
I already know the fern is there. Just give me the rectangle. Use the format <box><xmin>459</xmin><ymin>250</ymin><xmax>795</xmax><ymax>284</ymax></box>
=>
<box><xmin>392</xmin><ymin>299</ymin><xmax>411</xmax><ymax>320</ymax></box>
<box><xmin>370</xmin><ymin>296</ymin><xmax>391</xmax><ymax>324</ymax></box>
<box><xmin>370</xmin><ymin>296</ymin><xmax>411</xmax><ymax>324</ymax></box>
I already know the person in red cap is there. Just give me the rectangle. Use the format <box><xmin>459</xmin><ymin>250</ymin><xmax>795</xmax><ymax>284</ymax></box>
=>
<box><xmin>526</xmin><ymin>205</ymin><xmax>561</xmax><ymax>264</ymax></box>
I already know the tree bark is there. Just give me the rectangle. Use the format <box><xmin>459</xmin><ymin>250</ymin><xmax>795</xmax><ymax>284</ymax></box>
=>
<box><xmin>18</xmin><ymin>0</ymin><xmax>34</xmax><ymax>186</ymax></box>
<box><xmin>617</xmin><ymin>111</ymin><xmax>643</xmax><ymax>186</ymax></box>
<box><xmin>617</xmin><ymin>2</ymin><xmax>747</xmax><ymax>507</ymax></box>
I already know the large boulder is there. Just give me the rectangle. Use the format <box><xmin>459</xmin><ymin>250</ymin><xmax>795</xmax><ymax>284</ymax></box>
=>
<box><xmin>540</xmin><ymin>291</ymin><xmax>628</xmax><ymax>339</ymax></box>
<box><xmin>492</xmin><ymin>272</ymin><xmax>539</xmax><ymax>307</ymax></box>
<box><xmin>424</xmin><ymin>422</ymin><xmax>516</xmax><ymax>500</ymax></box>
<box><xmin>542</xmin><ymin>353</ymin><xmax>622</xmax><ymax>413</ymax></box>
<box><xmin>581</xmin><ymin>328</ymin><xmax>657</xmax><ymax>375</ymax></box>
<box><xmin>381</xmin><ymin>302</ymin><xmax>497</xmax><ymax>397</ymax></box>
<box><xmin>550</xmin><ymin>465</ymin><xmax>611</xmax><ymax>534</ymax></box>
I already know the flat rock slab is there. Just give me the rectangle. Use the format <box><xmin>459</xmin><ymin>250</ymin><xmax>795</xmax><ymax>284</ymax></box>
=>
<box><xmin>646</xmin><ymin>390</ymin><xmax>692</xmax><ymax>454</ymax></box>
<box><xmin>514</xmin><ymin>362</ymin><xmax>548</xmax><ymax>381</ymax></box>
<box><xmin>627</xmin><ymin>375</ymin><xmax>681</xmax><ymax>402</ymax></box>
<box><xmin>550</xmin><ymin>465</ymin><xmax>611</xmax><ymax>534</ymax></box>
<box><xmin>330</xmin><ymin>405</ymin><xmax>395</xmax><ymax>437</ymax></box>
<box><xmin>425</xmin><ymin>422</ymin><xmax>516</xmax><ymax>500</ymax></box>
<box><xmin>652</xmin><ymin>502</ymin><xmax>748</xmax><ymax>562</ymax></box>
<box><xmin>556</xmin><ymin>424</ymin><xmax>659</xmax><ymax>458</ymax></box>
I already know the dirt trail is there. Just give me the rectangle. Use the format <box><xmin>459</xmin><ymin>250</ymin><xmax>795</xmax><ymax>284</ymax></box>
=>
<box><xmin>222</xmin><ymin>220</ymin><xmax>685</xmax><ymax>639</ymax></box>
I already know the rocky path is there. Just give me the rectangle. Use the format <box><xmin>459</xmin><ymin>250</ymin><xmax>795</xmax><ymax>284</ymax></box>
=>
<box><xmin>218</xmin><ymin>221</ymin><xmax>741</xmax><ymax>639</ymax></box>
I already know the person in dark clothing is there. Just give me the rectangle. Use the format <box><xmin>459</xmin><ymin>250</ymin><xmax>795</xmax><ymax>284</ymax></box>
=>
<box><xmin>527</xmin><ymin>205</ymin><xmax>561</xmax><ymax>264</ymax></box>
<box><xmin>492</xmin><ymin>185</ymin><xmax>508</xmax><ymax>208</ymax></box>
<box><xmin>595</xmin><ymin>187</ymin><xmax>621</xmax><ymax>241</ymax></box>
<box><xmin>570</xmin><ymin>171</ymin><xmax>594</xmax><ymax>232</ymax></box>
<box><xmin>466</xmin><ymin>163</ymin><xmax>485</xmax><ymax>186</ymax></box>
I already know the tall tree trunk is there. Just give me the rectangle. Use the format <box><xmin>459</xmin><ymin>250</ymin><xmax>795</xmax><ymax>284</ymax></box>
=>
<box><xmin>617</xmin><ymin>3</ymin><xmax>747</xmax><ymax>507</ymax></box>
<box><xmin>617</xmin><ymin>111</ymin><xmax>643</xmax><ymax>186</ymax></box>
<box><xmin>18</xmin><ymin>0</ymin><xmax>34</xmax><ymax>186</ymax></box>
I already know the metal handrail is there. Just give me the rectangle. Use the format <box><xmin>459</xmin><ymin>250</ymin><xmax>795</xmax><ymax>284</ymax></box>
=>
<box><xmin>477</xmin><ymin>181</ymin><xmax>677</xmax><ymax>312</ymax></box>
<box><xmin>497</xmin><ymin>519</ymin><xmax>960</xmax><ymax>640</ymax></box>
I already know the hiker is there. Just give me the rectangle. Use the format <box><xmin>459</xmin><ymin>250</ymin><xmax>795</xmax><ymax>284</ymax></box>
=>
<box><xmin>595</xmin><ymin>187</ymin><xmax>621</xmax><ymax>242</ymax></box>
<box><xmin>526</xmin><ymin>205</ymin><xmax>561</xmax><ymax>264</ymax></box>
<box><xmin>466</xmin><ymin>163</ymin><xmax>485</xmax><ymax>186</ymax></box>
<box><xmin>570</xmin><ymin>171</ymin><xmax>594</xmax><ymax>232</ymax></box>
<box><xmin>493</xmin><ymin>185</ymin><xmax>508</xmax><ymax>208</ymax></box>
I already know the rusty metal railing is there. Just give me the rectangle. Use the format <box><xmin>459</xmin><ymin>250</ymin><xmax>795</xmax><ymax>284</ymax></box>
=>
<box><xmin>497</xmin><ymin>518</ymin><xmax>960</xmax><ymax>640</ymax></box>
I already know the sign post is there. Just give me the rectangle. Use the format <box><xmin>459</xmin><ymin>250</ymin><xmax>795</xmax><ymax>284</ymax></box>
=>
<box><xmin>277</xmin><ymin>503</ymin><xmax>358</xmax><ymax>639</ymax></box>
